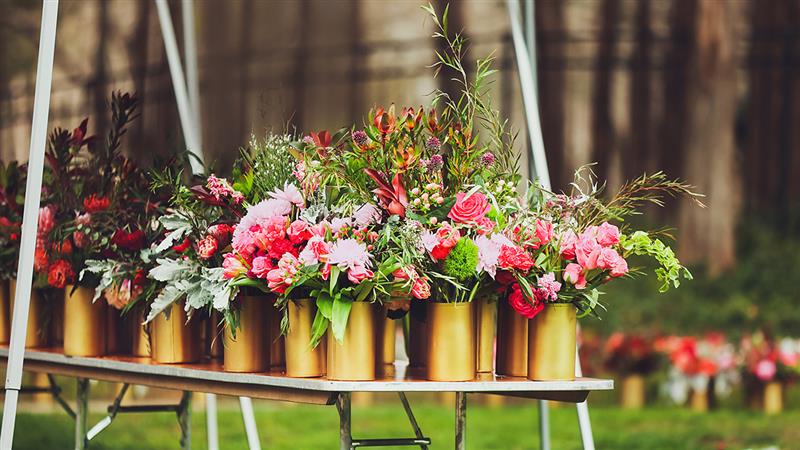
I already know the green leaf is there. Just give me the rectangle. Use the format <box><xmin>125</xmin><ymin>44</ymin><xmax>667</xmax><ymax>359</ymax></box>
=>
<box><xmin>330</xmin><ymin>297</ymin><xmax>353</xmax><ymax>343</ymax></box>
<box><xmin>329</xmin><ymin>265</ymin><xmax>340</xmax><ymax>293</ymax></box>
<box><xmin>316</xmin><ymin>292</ymin><xmax>333</xmax><ymax>319</ymax></box>
<box><xmin>309</xmin><ymin>310</ymin><xmax>329</xmax><ymax>348</ymax></box>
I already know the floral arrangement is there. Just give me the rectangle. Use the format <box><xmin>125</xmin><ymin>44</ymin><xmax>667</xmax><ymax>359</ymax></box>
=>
<box><xmin>0</xmin><ymin>161</ymin><xmax>24</xmax><ymax>280</ymax></box>
<box><xmin>603</xmin><ymin>332</ymin><xmax>661</xmax><ymax>375</ymax></box>
<box><xmin>657</xmin><ymin>333</ymin><xmax>739</xmax><ymax>404</ymax></box>
<box><xmin>739</xmin><ymin>331</ymin><xmax>800</xmax><ymax>383</ymax></box>
<box><xmin>37</xmin><ymin>92</ymin><xmax>141</xmax><ymax>292</ymax></box>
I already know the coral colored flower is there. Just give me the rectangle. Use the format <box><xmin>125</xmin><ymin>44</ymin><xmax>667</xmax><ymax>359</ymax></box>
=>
<box><xmin>34</xmin><ymin>243</ymin><xmax>49</xmax><ymax>272</ymax></box>
<box><xmin>47</xmin><ymin>259</ymin><xmax>75</xmax><ymax>289</ymax></box>
<box><xmin>447</xmin><ymin>192</ymin><xmax>491</xmax><ymax>224</ymax></box>
<box><xmin>373</xmin><ymin>107</ymin><xmax>396</xmax><ymax>135</ymax></box>
<box><xmin>411</xmin><ymin>277</ymin><xmax>430</xmax><ymax>299</ymax></box>
<box><xmin>267</xmin><ymin>238</ymin><xmax>297</xmax><ymax>260</ymax></box>
<box><xmin>38</xmin><ymin>206</ymin><xmax>55</xmax><ymax>236</ymax></box>
<box><xmin>508</xmin><ymin>283</ymin><xmax>543</xmax><ymax>319</ymax></box>
<box><xmin>105</xmin><ymin>279</ymin><xmax>140</xmax><ymax>310</ymax></box>
<box><xmin>595</xmin><ymin>222</ymin><xmax>620</xmax><ymax>247</ymax></box>
<box><xmin>52</xmin><ymin>239</ymin><xmax>73</xmax><ymax>256</ymax></box>
<box><xmin>287</xmin><ymin>220</ymin><xmax>312</xmax><ymax>244</ymax></box>
<box><xmin>563</xmin><ymin>263</ymin><xmax>587</xmax><ymax>289</ymax></box>
<box><xmin>208</xmin><ymin>224</ymin><xmax>234</xmax><ymax>245</ymax></box>
<box><xmin>498</xmin><ymin>245</ymin><xmax>535</xmax><ymax>272</ymax></box>
<box><xmin>222</xmin><ymin>253</ymin><xmax>248</xmax><ymax>279</ymax></box>
<box><xmin>250</xmin><ymin>256</ymin><xmax>272</xmax><ymax>279</ymax></box>
<box><xmin>83</xmin><ymin>195</ymin><xmax>110</xmax><ymax>213</ymax></box>
<box><xmin>269</xmin><ymin>183</ymin><xmax>304</xmax><ymax>209</ymax></box>
<box><xmin>195</xmin><ymin>235</ymin><xmax>219</xmax><ymax>260</ymax></box>
<box><xmin>172</xmin><ymin>237</ymin><xmax>191</xmax><ymax>253</ymax></box>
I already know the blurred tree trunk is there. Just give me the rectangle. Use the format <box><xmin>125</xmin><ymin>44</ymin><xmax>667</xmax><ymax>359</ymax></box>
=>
<box><xmin>536</xmin><ymin>0</ymin><xmax>566</xmax><ymax>189</ymax></box>
<box><xmin>292</xmin><ymin>0</ymin><xmax>311</xmax><ymax>131</ymax></box>
<box><xmin>590</xmin><ymin>0</ymin><xmax>619</xmax><ymax>185</ymax></box>
<box><xmin>435</xmin><ymin>0</ymin><xmax>469</xmax><ymax>102</ymax></box>
<box><xmin>127</xmin><ymin>0</ymin><xmax>150</xmax><ymax>160</ymax></box>
<box><xmin>91</xmin><ymin>0</ymin><xmax>110</xmax><ymax>136</ymax></box>
<box><xmin>677</xmin><ymin>0</ymin><xmax>741</xmax><ymax>274</ymax></box>
<box><xmin>629</xmin><ymin>0</ymin><xmax>652</xmax><ymax>178</ymax></box>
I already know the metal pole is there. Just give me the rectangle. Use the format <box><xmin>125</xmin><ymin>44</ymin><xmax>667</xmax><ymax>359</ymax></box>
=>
<box><xmin>154</xmin><ymin>0</ymin><xmax>205</xmax><ymax>174</ymax></box>
<box><xmin>455</xmin><ymin>392</ymin><xmax>466</xmax><ymax>450</ymax></box>
<box><xmin>575</xmin><ymin>347</ymin><xmax>596</xmax><ymax>450</ymax></box>
<box><xmin>178</xmin><ymin>391</ymin><xmax>192</xmax><ymax>450</ymax></box>
<box><xmin>181</xmin><ymin>0</ymin><xmax>201</xmax><ymax>133</ymax></box>
<box><xmin>337</xmin><ymin>393</ymin><xmax>352</xmax><ymax>450</ymax></box>
<box><xmin>505</xmin><ymin>0</ymin><xmax>551</xmax><ymax>190</ymax></box>
<box><xmin>75</xmin><ymin>378</ymin><xmax>89</xmax><ymax>450</ymax></box>
<box><xmin>205</xmin><ymin>393</ymin><xmax>219</xmax><ymax>450</ymax></box>
<box><xmin>537</xmin><ymin>400</ymin><xmax>550</xmax><ymax>450</ymax></box>
<box><xmin>0</xmin><ymin>2</ymin><xmax>59</xmax><ymax>448</ymax></box>
<box><xmin>239</xmin><ymin>397</ymin><xmax>261</xmax><ymax>450</ymax></box>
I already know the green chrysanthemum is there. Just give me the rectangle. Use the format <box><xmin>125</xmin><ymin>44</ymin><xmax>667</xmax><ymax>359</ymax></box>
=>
<box><xmin>443</xmin><ymin>237</ymin><xmax>479</xmax><ymax>281</ymax></box>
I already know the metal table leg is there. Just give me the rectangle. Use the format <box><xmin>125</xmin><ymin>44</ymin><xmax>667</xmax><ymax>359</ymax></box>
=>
<box><xmin>337</xmin><ymin>393</ymin><xmax>352</xmax><ymax>450</ymax></box>
<box><xmin>455</xmin><ymin>392</ymin><xmax>466</xmax><ymax>450</ymax></box>
<box><xmin>205</xmin><ymin>393</ymin><xmax>219</xmax><ymax>450</ymax></box>
<box><xmin>178</xmin><ymin>391</ymin><xmax>192</xmax><ymax>450</ymax></box>
<box><xmin>75</xmin><ymin>378</ymin><xmax>89</xmax><ymax>450</ymax></box>
<box><xmin>239</xmin><ymin>396</ymin><xmax>261</xmax><ymax>450</ymax></box>
<box><xmin>538</xmin><ymin>400</ymin><xmax>550</xmax><ymax>450</ymax></box>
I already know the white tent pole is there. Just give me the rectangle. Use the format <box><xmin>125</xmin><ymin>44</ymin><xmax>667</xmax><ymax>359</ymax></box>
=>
<box><xmin>181</xmin><ymin>0</ymin><xmax>201</xmax><ymax>135</ymax></box>
<box><xmin>506</xmin><ymin>0</ymin><xmax>551</xmax><ymax>191</ymax></box>
<box><xmin>155</xmin><ymin>0</ymin><xmax>205</xmax><ymax>175</ymax></box>
<box><xmin>0</xmin><ymin>1</ymin><xmax>60</xmax><ymax>447</ymax></box>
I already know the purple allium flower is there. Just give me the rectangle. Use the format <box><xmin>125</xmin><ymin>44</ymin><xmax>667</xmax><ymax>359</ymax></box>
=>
<box><xmin>426</xmin><ymin>136</ymin><xmax>441</xmax><ymax>152</ymax></box>
<box><xmin>481</xmin><ymin>152</ymin><xmax>495</xmax><ymax>167</ymax></box>
<box><xmin>352</xmin><ymin>130</ymin><xmax>369</xmax><ymax>147</ymax></box>
<box><xmin>428</xmin><ymin>154</ymin><xmax>444</xmax><ymax>172</ymax></box>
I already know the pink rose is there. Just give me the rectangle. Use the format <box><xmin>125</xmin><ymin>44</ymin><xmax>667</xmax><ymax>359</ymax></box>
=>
<box><xmin>447</xmin><ymin>192</ymin><xmax>491</xmax><ymax>224</ymax></box>
<box><xmin>251</xmin><ymin>256</ymin><xmax>272</xmax><ymax>279</ymax></box>
<box><xmin>575</xmin><ymin>234</ymin><xmax>602</xmax><ymax>270</ymax></box>
<box><xmin>507</xmin><ymin>283</ymin><xmax>543</xmax><ymax>319</ymax></box>
<box><xmin>610</xmin><ymin>254</ymin><xmax>628</xmax><ymax>277</ymax></box>
<box><xmin>534</xmin><ymin>219</ymin><xmax>553</xmax><ymax>247</ymax></box>
<box><xmin>222</xmin><ymin>253</ymin><xmax>248</xmax><ymax>279</ymax></box>
<box><xmin>347</xmin><ymin>264</ymin><xmax>374</xmax><ymax>284</ymax></box>
<box><xmin>563</xmin><ymin>263</ymin><xmax>587</xmax><ymax>289</ymax></box>
<box><xmin>596</xmin><ymin>222</ymin><xmax>620</xmax><ymax>247</ymax></box>
<box><xmin>559</xmin><ymin>230</ymin><xmax>578</xmax><ymax>260</ymax></box>
<box><xmin>595</xmin><ymin>247</ymin><xmax>620</xmax><ymax>271</ymax></box>
<box><xmin>195</xmin><ymin>235</ymin><xmax>219</xmax><ymax>260</ymax></box>
<box><xmin>287</xmin><ymin>220</ymin><xmax>312</xmax><ymax>244</ymax></box>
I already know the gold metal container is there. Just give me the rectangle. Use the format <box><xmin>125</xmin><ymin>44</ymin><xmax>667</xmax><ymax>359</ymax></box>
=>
<box><xmin>496</xmin><ymin>298</ymin><xmax>528</xmax><ymax>377</ymax></box>
<box><xmin>224</xmin><ymin>294</ymin><xmax>270</xmax><ymax>372</ymax></box>
<box><xmin>0</xmin><ymin>280</ymin><xmax>10</xmax><ymax>344</ymax></box>
<box><xmin>285</xmin><ymin>299</ymin><xmax>326</xmax><ymax>377</ymax></box>
<box><xmin>268</xmin><ymin>305</ymin><xmax>285</xmax><ymax>371</ymax></box>
<box><xmin>207</xmin><ymin>310</ymin><xmax>223</xmax><ymax>360</ymax></box>
<box><xmin>690</xmin><ymin>388</ymin><xmax>709</xmax><ymax>412</ymax></box>
<box><xmin>63</xmin><ymin>285</ymin><xmax>107</xmax><ymax>357</ymax></box>
<box><xmin>764</xmin><ymin>381</ymin><xmax>783</xmax><ymax>415</ymax></box>
<box><xmin>151</xmin><ymin>303</ymin><xmax>202</xmax><ymax>364</ymax></box>
<box><xmin>375</xmin><ymin>307</ymin><xmax>397</xmax><ymax>367</ymax></box>
<box><xmin>527</xmin><ymin>303</ymin><xmax>576</xmax><ymax>381</ymax></box>
<box><xmin>407</xmin><ymin>301</ymin><xmax>428</xmax><ymax>369</ymax></box>
<box><xmin>475</xmin><ymin>297</ymin><xmax>496</xmax><ymax>373</ymax></box>
<box><xmin>620</xmin><ymin>374</ymin><xmax>646</xmax><ymax>409</ymax></box>
<box><xmin>9</xmin><ymin>280</ymin><xmax>50</xmax><ymax>348</ymax></box>
<box><xmin>327</xmin><ymin>301</ymin><xmax>377</xmax><ymax>381</ymax></box>
<box><xmin>131</xmin><ymin>322</ymin><xmax>150</xmax><ymax>358</ymax></box>
<box><xmin>427</xmin><ymin>302</ymin><xmax>476</xmax><ymax>381</ymax></box>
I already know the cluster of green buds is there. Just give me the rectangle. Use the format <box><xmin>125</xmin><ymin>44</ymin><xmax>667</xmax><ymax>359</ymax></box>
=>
<box><xmin>488</xmin><ymin>177</ymin><xmax>517</xmax><ymax>206</ymax></box>
<box><xmin>410</xmin><ymin>183</ymin><xmax>445</xmax><ymax>219</ymax></box>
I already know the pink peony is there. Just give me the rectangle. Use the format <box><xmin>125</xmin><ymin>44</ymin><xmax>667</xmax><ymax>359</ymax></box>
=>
<box><xmin>347</xmin><ymin>264</ymin><xmax>374</xmax><ymax>284</ymax></box>
<box><xmin>595</xmin><ymin>222</ymin><xmax>620</xmax><ymax>247</ymax></box>
<box><xmin>250</xmin><ymin>256</ymin><xmax>272</xmax><ymax>279</ymax></box>
<box><xmin>755</xmin><ymin>359</ymin><xmax>777</xmax><ymax>381</ymax></box>
<box><xmin>222</xmin><ymin>253</ymin><xmax>248</xmax><ymax>279</ymax></box>
<box><xmin>195</xmin><ymin>235</ymin><xmax>219</xmax><ymax>260</ymax></box>
<box><xmin>563</xmin><ymin>262</ymin><xmax>587</xmax><ymax>289</ymax></box>
<box><xmin>447</xmin><ymin>191</ymin><xmax>491</xmax><ymax>224</ymax></box>
<box><xmin>595</xmin><ymin>247</ymin><xmax>621</xmax><ymax>271</ymax></box>
<box><xmin>269</xmin><ymin>183</ymin><xmax>305</xmax><ymax>209</ymax></box>
<box><xmin>559</xmin><ymin>229</ymin><xmax>578</xmax><ymax>260</ymax></box>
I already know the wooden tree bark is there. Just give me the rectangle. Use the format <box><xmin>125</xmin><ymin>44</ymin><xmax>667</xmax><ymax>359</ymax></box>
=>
<box><xmin>535</xmin><ymin>0</ymin><xmax>566</xmax><ymax>189</ymax></box>
<box><xmin>677</xmin><ymin>0</ymin><xmax>741</xmax><ymax>274</ymax></box>
<box><xmin>590</xmin><ymin>0</ymin><xmax>620</xmax><ymax>185</ymax></box>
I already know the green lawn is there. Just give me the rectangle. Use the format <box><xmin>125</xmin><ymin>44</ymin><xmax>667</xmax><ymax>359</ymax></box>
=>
<box><xmin>5</xmin><ymin>397</ymin><xmax>799</xmax><ymax>449</ymax></box>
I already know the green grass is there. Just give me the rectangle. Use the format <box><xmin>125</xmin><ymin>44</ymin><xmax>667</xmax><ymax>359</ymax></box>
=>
<box><xmin>5</xmin><ymin>398</ymin><xmax>799</xmax><ymax>449</ymax></box>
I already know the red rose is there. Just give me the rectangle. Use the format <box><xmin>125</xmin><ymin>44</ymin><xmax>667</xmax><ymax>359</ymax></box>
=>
<box><xmin>208</xmin><ymin>224</ymin><xmax>234</xmax><ymax>245</ymax></box>
<box><xmin>447</xmin><ymin>192</ymin><xmax>491</xmax><ymax>224</ymax></box>
<box><xmin>47</xmin><ymin>259</ymin><xmax>75</xmax><ymax>289</ymax></box>
<box><xmin>498</xmin><ymin>245</ymin><xmax>535</xmax><ymax>272</ymax></box>
<box><xmin>133</xmin><ymin>269</ymin><xmax>146</xmax><ymax>287</ymax></box>
<box><xmin>195</xmin><ymin>235</ymin><xmax>219</xmax><ymax>260</ymax></box>
<box><xmin>508</xmin><ymin>283</ymin><xmax>543</xmax><ymax>319</ymax></box>
<box><xmin>83</xmin><ymin>195</ymin><xmax>110</xmax><ymax>213</ymax></box>
<box><xmin>112</xmin><ymin>229</ymin><xmax>146</xmax><ymax>251</ymax></box>
<box><xmin>172</xmin><ymin>237</ymin><xmax>191</xmax><ymax>253</ymax></box>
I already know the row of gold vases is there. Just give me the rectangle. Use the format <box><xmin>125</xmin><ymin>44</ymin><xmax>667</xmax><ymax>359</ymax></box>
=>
<box><xmin>2</xmin><ymin>280</ymin><xmax>51</xmax><ymax>348</ymax></box>
<box><xmin>620</xmin><ymin>374</ymin><xmax>646</xmax><ymax>409</ymax></box>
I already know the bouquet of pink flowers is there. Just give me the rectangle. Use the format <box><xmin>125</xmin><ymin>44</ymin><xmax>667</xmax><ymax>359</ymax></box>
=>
<box><xmin>740</xmin><ymin>331</ymin><xmax>800</xmax><ymax>383</ymax></box>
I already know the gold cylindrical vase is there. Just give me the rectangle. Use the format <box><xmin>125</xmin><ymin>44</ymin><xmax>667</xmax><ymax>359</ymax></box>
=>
<box><xmin>285</xmin><ymin>299</ymin><xmax>326</xmax><ymax>377</ymax></box>
<box><xmin>327</xmin><ymin>302</ymin><xmax>377</xmax><ymax>381</ymax></box>
<box><xmin>528</xmin><ymin>303</ymin><xmax>576</xmax><ymax>381</ymax></box>
<box><xmin>224</xmin><ymin>294</ymin><xmax>270</xmax><ymax>372</ymax></box>
<box><xmin>375</xmin><ymin>307</ymin><xmax>397</xmax><ymax>366</ymax></box>
<box><xmin>63</xmin><ymin>285</ymin><xmax>107</xmax><ymax>357</ymax></box>
<box><xmin>9</xmin><ymin>280</ymin><xmax>50</xmax><ymax>348</ymax></box>
<box><xmin>620</xmin><ymin>374</ymin><xmax>646</xmax><ymax>409</ymax></box>
<box><xmin>496</xmin><ymin>298</ymin><xmax>528</xmax><ymax>377</ymax></box>
<box><xmin>0</xmin><ymin>280</ymin><xmax>10</xmax><ymax>344</ymax></box>
<box><xmin>763</xmin><ymin>381</ymin><xmax>783</xmax><ymax>415</ymax></box>
<box><xmin>268</xmin><ymin>306</ymin><xmax>285</xmax><ymax>370</ymax></box>
<box><xmin>475</xmin><ymin>297</ymin><xmax>496</xmax><ymax>373</ymax></box>
<box><xmin>690</xmin><ymin>388</ymin><xmax>709</xmax><ymax>412</ymax></box>
<box><xmin>427</xmin><ymin>302</ymin><xmax>476</xmax><ymax>381</ymax></box>
<box><xmin>151</xmin><ymin>303</ymin><xmax>202</xmax><ymax>364</ymax></box>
